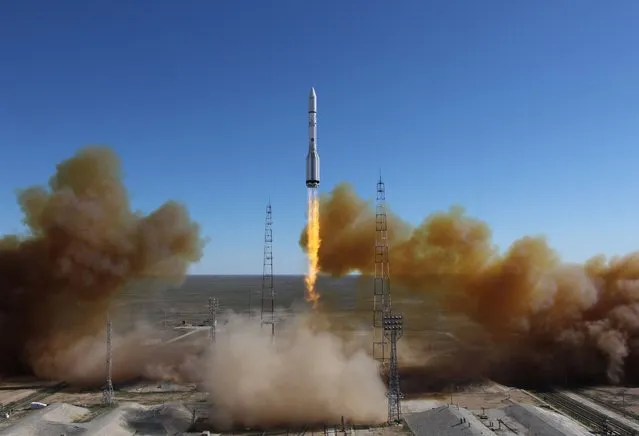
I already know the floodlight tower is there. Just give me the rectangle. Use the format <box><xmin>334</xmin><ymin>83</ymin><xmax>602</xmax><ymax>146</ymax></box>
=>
<box><xmin>208</xmin><ymin>297</ymin><xmax>218</xmax><ymax>342</ymax></box>
<box><xmin>384</xmin><ymin>314</ymin><xmax>404</xmax><ymax>424</ymax></box>
<box><xmin>373</xmin><ymin>174</ymin><xmax>392</xmax><ymax>367</ymax></box>
<box><xmin>102</xmin><ymin>314</ymin><xmax>116</xmax><ymax>407</ymax></box>
<box><xmin>260</xmin><ymin>200</ymin><xmax>275</xmax><ymax>336</ymax></box>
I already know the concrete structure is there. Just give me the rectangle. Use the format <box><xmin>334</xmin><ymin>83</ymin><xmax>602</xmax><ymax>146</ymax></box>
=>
<box><xmin>402</xmin><ymin>394</ymin><xmax>592</xmax><ymax>436</ymax></box>
<box><xmin>404</xmin><ymin>405</ymin><xmax>492</xmax><ymax>436</ymax></box>
<box><xmin>504</xmin><ymin>403</ymin><xmax>583</xmax><ymax>436</ymax></box>
<box><xmin>0</xmin><ymin>402</ymin><xmax>194</xmax><ymax>436</ymax></box>
<box><xmin>0</xmin><ymin>403</ymin><xmax>89</xmax><ymax>436</ymax></box>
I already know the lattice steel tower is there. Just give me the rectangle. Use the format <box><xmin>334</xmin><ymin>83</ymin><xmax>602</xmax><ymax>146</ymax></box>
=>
<box><xmin>102</xmin><ymin>314</ymin><xmax>115</xmax><ymax>406</ymax></box>
<box><xmin>384</xmin><ymin>314</ymin><xmax>404</xmax><ymax>424</ymax></box>
<box><xmin>373</xmin><ymin>174</ymin><xmax>392</xmax><ymax>368</ymax></box>
<box><xmin>260</xmin><ymin>200</ymin><xmax>275</xmax><ymax>336</ymax></box>
<box><xmin>208</xmin><ymin>297</ymin><xmax>218</xmax><ymax>342</ymax></box>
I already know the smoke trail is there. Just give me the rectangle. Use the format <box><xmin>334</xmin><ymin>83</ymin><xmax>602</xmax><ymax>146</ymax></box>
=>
<box><xmin>299</xmin><ymin>182</ymin><xmax>639</xmax><ymax>387</ymax></box>
<box><xmin>198</xmin><ymin>313</ymin><xmax>387</xmax><ymax>430</ymax></box>
<box><xmin>304</xmin><ymin>188</ymin><xmax>321</xmax><ymax>308</ymax></box>
<box><xmin>0</xmin><ymin>146</ymin><xmax>205</xmax><ymax>381</ymax></box>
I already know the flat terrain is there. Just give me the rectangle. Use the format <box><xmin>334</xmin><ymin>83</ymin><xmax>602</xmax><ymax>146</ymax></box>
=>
<box><xmin>2</xmin><ymin>276</ymin><xmax>639</xmax><ymax>434</ymax></box>
<box><xmin>579</xmin><ymin>386</ymin><xmax>639</xmax><ymax>417</ymax></box>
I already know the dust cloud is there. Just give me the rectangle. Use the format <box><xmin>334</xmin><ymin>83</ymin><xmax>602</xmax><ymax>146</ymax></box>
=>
<box><xmin>0</xmin><ymin>147</ymin><xmax>386</xmax><ymax>429</ymax></box>
<box><xmin>38</xmin><ymin>322</ymin><xmax>202</xmax><ymax>387</ymax></box>
<box><xmin>300</xmin><ymin>182</ymin><xmax>639</xmax><ymax>388</ymax></box>
<box><xmin>0</xmin><ymin>146</ymin><xmax>204</xmax><ymax>381</ymax></box>
<box><xmin>56</xmin><ymin>311</ymin><xmax>387</xmax><ymax>429</ymax></box>
<box><xmin>199</xmin><ymin>313</ymin><xmax>387</xmax><ymax>430</ymax></box>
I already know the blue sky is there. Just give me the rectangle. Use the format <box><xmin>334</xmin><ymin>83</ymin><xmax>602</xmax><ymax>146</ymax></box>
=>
<box><xmin>1</xmin><ymin>1</ymin><xmax>639</xmax><ymax>274</ymax></box>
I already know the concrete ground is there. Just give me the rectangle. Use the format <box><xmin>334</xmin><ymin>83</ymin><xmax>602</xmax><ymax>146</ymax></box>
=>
<box><xmin>5</xmin><ymin>378</ymin><xmax>639</xmax><ymax>435</ymax></box>
<box><xmin>401</xmin><ymin>381</ymin><xmax>590</xmax><ymax>436</ymax></box>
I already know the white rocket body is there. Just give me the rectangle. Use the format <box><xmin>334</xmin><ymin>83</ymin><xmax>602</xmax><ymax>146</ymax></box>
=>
<box><xmin>306</xmin><ymin>87</ymin><xmax>320</xmax><ymax>188</ymax></box>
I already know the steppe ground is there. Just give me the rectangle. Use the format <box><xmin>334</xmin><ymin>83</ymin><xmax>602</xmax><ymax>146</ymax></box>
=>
<box><xmin>2</xmin><ymin>275</ymin><xmax>639</xmax><ymax>434</ymax></box>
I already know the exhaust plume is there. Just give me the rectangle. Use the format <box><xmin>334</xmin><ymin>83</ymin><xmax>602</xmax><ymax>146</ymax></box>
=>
<box><xmin>304</xmin><ymin>188</ymin><xmax>322</xmax><ymax>308</ymax></box>
<box><xmin>0</xmin><ymin>146</ymin><xmax>204</xmax><ymax>380</ymax></box>
<box><xmin>200</xmin><ymin>313</ymin><xmax>387</xmax><ymax>430</ymax></box>
<box><xmin>300</xmin><ymin>182</ymin><xmax>639</xmax><ymax>387</ymax></box>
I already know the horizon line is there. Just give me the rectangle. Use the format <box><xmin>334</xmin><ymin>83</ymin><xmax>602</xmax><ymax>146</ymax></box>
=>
<box><xmin>186</xmin><ymin>273</ymin><xmax>363</xmax><ymax>277</ymax></box>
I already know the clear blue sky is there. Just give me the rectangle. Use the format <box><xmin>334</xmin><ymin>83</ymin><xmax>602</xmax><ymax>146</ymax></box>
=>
<box><xmin>1</xmin><ymin>1</ymin><xmax>639</xmax><ymax>274</ymax></box>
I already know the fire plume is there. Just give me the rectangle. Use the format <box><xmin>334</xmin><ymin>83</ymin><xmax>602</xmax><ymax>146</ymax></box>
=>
<box><xmin>304</xmin><ymin>188</ymin><xmax>321</xmax><ymax>308</ymax></box>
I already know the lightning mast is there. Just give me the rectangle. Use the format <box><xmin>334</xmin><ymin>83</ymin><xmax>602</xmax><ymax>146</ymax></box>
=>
<box><xmin>373</xmin><ymin>175</ymin><xmax>404</xmax><ymax>424</ymax></box>
<box><xmin>384</xmin><ymin>314</ymin><xmax>404</xmax><ymax>424</ymax></box>
<box><xmin>208</xmin><ymin>297</ymin><xmax>218</xmax><ymax>342</ymax></box>
<box><xmin>102</xmin><ymin>314</ymin><xmax>115</xmax><ymax>406</ymax></box>
<box><xmin>260</xmin><ymin>200</ymin><xmax>275</xmax><ymax>336</ymax></box>
<box><xmin>373</xmin><ymin>174</ymin><xmax>392</xmax><ymax>368</ymax></box>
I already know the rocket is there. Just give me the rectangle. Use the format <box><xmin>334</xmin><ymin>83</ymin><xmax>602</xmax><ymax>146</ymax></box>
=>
<box><xmin>306</xmin><ymin>87</ymin><xmax>320</xmax><ymax>188</ymax></box>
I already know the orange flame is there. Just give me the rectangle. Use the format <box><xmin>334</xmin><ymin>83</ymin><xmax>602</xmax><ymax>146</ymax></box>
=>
<box><xmin>304</xmin><ymin>188</ymin><xmax>321</xmax><ymax>308</ymax></box>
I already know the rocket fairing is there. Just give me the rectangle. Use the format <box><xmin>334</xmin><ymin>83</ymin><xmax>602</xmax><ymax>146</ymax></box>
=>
<box><xmin>306</xmin><ymin>87</ymin><xmax>320</xmax><ymax>188</ymax></box>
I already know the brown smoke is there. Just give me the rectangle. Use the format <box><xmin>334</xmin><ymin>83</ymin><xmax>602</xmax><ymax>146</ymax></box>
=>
<box><xmin>39</xmin><ymin>322</ymin><xmax>204</xmax><ymax>387</ymax></box>
<box><xmin>300</xmin><ymin>182</ymin><xmax>639</xmax><ymax>388</ymax></box>
<box><xmin>200</xmin><ymin>313</ymin><xmax>387</xmax><ymax>430</ymax></box>
<box><xmin>0</xmin><ymin>146</ymin><xmax>204</xmax><ymax>381</ymax></box>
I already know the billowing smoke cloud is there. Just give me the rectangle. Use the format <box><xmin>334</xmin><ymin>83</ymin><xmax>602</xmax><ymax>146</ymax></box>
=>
<box><xmin>0</xmin><ymin>146</ymin><xmax>204</xmax><ymax>380</ymax></box>
<box><xmin>199</xmin><ymin>313</ymin><xmax>387</xmax><ymax>430</ymax></box>
<box><xmin>0</xmin><ymin>148</ymin><xmax>385</xmax><ymax>430</ymax></box>
<box><xmin>300</xmin><ymin>183</ymin><xmax>639</xmax><ymax>388</ymax></box>
<box><xmin>42</xmin><ymin>322</ymin><xmax>203</xmax><ymax>387</ymax></box>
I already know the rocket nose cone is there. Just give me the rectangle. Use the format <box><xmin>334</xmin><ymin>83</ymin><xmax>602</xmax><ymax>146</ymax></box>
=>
<box><xmin>309</xmin><ymin>87</ymin><xmax>316</xmax><ymax>99</ymax></box>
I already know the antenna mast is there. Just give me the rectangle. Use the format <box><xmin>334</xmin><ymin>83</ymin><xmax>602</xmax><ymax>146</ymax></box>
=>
<box><xmin>260</xmin><ymin>200</ymin><xmax>275</xmax><ymax>336</ymax></box>
<box><xmin>373</xmin><ymin>174</ymin><xmax>392</xmax><ymax>368</ymax></box>
<box><xmin>372</xmin><ymin>174</ymin><xmax>404</xmax><ymax>424</ymax></box>
<box><xmin>102</xmin><ymin>313</ymin><xmax>115</xmax><ymax>406</ymax></box>
<box><xmin>384</xmin><ymin>314</ymin><xmax>404</xmax><ymax>424</ymax></box>
<box><xmin>208</xmin><ymin>297</ymin><xmax>218</xmax><ymax>342</ymax></box>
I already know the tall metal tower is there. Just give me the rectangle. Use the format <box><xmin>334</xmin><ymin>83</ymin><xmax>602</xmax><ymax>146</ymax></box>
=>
<box><xmin>102</xmin><ymin>314</ymin><xmax>115</xmax><ymax>407</ymax></box>
<box><xmin>384</xmin><ymin>314</ymin><xmax>404</xmax><ymax>424</ymax></box>
<box><xmin>260</xmin><ymin>200</ymin><xmax>275</xmax><ymax>337</ymax></box>
<box><xmin>208</xmin><ymin>297</ymin><xmax>218</xmax><ymax>342</ymax></box>
<box><xmin>373</xmin><ymin>174</ymin><xmax>392</xmax><ymax>367</ymax></box>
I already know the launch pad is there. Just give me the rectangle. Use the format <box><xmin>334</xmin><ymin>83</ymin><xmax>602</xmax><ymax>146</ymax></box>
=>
<box><xmin>3</xmin><ymin>374</ymin><xmax>639</xmax><ymax>436</ymax></box>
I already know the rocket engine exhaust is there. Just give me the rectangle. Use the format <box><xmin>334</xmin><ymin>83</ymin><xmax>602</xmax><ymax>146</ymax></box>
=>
<box><xmin>305</xmin><ymin>188</ymin><xmax>321</xmax><ymax>308</ymax></box>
